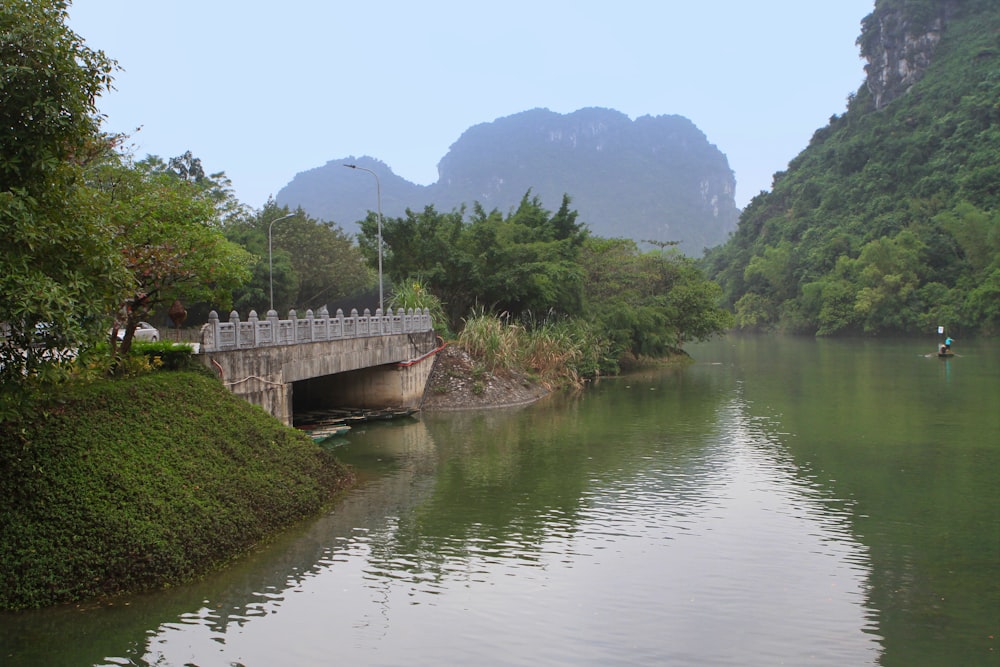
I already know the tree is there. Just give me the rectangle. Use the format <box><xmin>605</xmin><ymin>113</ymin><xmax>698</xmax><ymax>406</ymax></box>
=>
<box><xmin>272</xmin><ymin>208</ymin><xmax>372</xmax><ymax>312</ymax></box>
<box><xmin>139</xmin><ymin>152</ymin><xmax>247</xmax><ymax>225</ymax></box>
<box><xmin>358</xmin><ymin>205</ymin><xmax>469</xmax><ymax>323</ymax></box>
<box><xmin>360</xmin><ymin>192</ymin><xmax>588</xmax><ymax>330</ymax></box>
<box><xmin>93</xmin><ymin>158</ymin><xmax>254</xmax><ymax>354</ymax></box>
<box><xmin>467</xmin><ymin>193</ymin><xmax>588</xmax><ymax>318</ymax></box>
<box><xmin>852</xmin><ymin>230</ymin><xmax>927</xmax><ymax>332</ymax></box>
<box><xmin>0</xmin><ymin>0</ymin><xmax>123</xmax><ymax>403</ymax></box>
<box><xmin>582</xmin><ymin>239</ymin><xmax>731</xmax><ymax>357</ymax></box>
<box><xmin>227</xmin><ymin>202</ymin><xmax>373</xmax><ymax>315</ymax></box>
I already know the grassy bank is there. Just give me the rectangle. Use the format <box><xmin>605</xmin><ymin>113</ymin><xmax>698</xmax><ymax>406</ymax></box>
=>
<box><xmin>456</xmin><ymin>311</ymin><xmax>691</xmax><ymax>387</ymax></box>
<box><xmin>0</xmin><ymin>370</ymin><xmax>354</xmax><ymax>611</ymax></box>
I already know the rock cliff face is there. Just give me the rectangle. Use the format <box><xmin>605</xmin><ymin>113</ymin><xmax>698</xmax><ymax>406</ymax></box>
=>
<box><xmin>276</xmin><ymin>107</ymin><xmax>738</xmax><ymax>255</ymax></box>
<box><xmin>859</xmin><ymin>0</ymin><xmax>960</xmax><ymax>109</ymax></box>
<box><xmin>433</xmin><ymin>108</ymin><xmax>738</xmax><ymax>254</ymax></box>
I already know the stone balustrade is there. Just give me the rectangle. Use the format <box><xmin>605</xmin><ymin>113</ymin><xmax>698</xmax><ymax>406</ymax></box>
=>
<box><xmin>201</xmin><ymin>306</ymin><xmax>433</xmax><ymax>352</ymax></box>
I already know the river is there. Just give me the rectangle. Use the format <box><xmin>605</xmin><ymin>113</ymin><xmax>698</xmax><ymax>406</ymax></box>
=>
<box><xmin>1</xmin><ymin>335</ymin><xmax>997</xmax><ymax>666</ymax></box>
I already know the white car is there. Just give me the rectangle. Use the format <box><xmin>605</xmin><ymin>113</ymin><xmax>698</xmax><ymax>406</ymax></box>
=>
<box><xmin>114</xmin><ymin>321</ymin><xmax>160</xmax><ymax>342</ymax></box>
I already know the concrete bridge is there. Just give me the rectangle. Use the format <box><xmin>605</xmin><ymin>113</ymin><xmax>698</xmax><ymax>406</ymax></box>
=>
<box><xmin>198</xmin><ymin>306</ymin><xmax>440</xmax><ymax>425</ymax></box>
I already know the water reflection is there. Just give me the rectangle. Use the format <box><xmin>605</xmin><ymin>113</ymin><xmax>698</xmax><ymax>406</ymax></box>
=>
<box><xmin>0</xmin><ymin>348</ymin><xmax>920</xmax><ymax>666</ymax></box>
<box><xmin>693</xmin><ymin>335</ymin><xmax>1000</xmax><ymax>666</ymax></box>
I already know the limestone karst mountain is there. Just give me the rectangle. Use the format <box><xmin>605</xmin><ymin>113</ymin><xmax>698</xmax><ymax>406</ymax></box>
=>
<box><xmin>704</xmin><ymin>0</ymin><xmax>1000</xmax><ymax>335</ymax></box>
<box><xmin>276</xmin><ymin>107</ymin><xmax>739</xmax><ymax>256</ymax></box>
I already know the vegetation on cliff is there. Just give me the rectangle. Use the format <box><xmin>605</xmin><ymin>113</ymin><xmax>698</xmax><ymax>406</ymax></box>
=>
<box><xmin>704</xmin><ymin>0</ymin><xmax>1000</xmax><ymax>335</ymax></box>
<box><xmin>0</xmin><ymin>368</ymin><xmax>353</xmax><ymax>611</ymax></box>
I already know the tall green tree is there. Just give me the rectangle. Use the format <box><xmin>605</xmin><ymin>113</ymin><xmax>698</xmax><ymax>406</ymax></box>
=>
<box><xmin>91</xmin><ymin>158</ymin><xmax>254</xmax><ymax>353</ymax></box>
<box><xmin>227</xmin><ymin>202</ymin><xmax>373</xmax><ymax>315</ymax></box>
<box><xmin>582</xmin><ymin>238</ymin><xmax>731</xmax><ymax>360</ymax></box>
<box><xmin>357</xmin><ymin>204</ymin><xmax>468</xmax><ymax>320</ymax></box>
<box><xmin>0</xmin><ymin>0</ymin><xmax>123</xmax><ymax>400</ymax></box>
<box><xmin>359</xmin><ymin>192</ymin><xmax>588</xmax><ymax>329</ymax></box>
<box><xmin>139</xmin><ymin>152</ymin><xmax>247</xmax><ymax>225</ymax></box>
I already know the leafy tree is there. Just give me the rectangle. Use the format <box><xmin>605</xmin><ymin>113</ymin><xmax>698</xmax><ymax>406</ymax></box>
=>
<box><xmin>742</xmin><ymin>241</ymin><xmax>799</xmax><ymax>302</ymax></box>
<box><xmin>225</xmin><ymin>211</ymin><xmax>298</xmax><ymax>315</ymax></box>
<box><xmin>360</xmin><ymin>192</ymin><xmax>587</xmax><ymax>330</ymax></box>
<box><xmin>935</xmin><ymin>203</ymin><xmax>1000</xmax><ymax>332</ymax></box>
<box><xmin>936</xmin><ymin>202</ymin><xmax>1000</xmax><ymax>275</ymax></box>
<box><xmin>228</xmin><ymin>201</ymin><xmax>373</xmax><ymax>315</ymax></box>
<box><xmin>139</xmin><ymin>152</ymin><xmax>247</xmax><ymax>225</ymax></box>
<box><xmin>581</xmin><ymin>238</ymin><xmax>731</xmax><ymax>361</ymax></box>
<box><xmin>0</xmin><ymin>0</ymin><xmax>122</xmax><ymax>404</ymax></box>
<box><xmin>92</xmin><ymin>158</ymin><xmax>254</xmax><ymax>354</ymax></box>
<box><xmin>852</xmin><ymin>230</ymin><xmax>927</xmax><ymax>332</ymax></box>
<box><xmin>358</xmin><ymin>204</ymin><xmax>468</xmax><ymax>321</ymax></box>
<box><xmin>964</xmin><ymin>268</ymin><xmax>1000</xmax><ymax>331</ymax></box>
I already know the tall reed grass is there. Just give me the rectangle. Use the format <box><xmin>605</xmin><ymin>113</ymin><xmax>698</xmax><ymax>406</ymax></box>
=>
<box><xmin>458</xmin><ymin>309</ymin><xmax>522</xmax><ymax>372</ymax></box>
<box><xmin>458</xmin><ymin>310</ymin><xmax>611</xmax><ymax>388</ymax></box>
<box><xmin>388</xmin><ymin>279</ymin><xmax>451</xmax><ymax>337</ymax></box>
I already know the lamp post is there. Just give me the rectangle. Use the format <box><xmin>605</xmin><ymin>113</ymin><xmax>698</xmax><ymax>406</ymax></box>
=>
<box><xmin>268</xmin><ymin>212</ymin><xmax>296</xmax><ymax>312</ymax></box>
<box><xmin>344</xmin><ymin>163</ymin><xmax>384</xmax><ymax>314</ymax></box>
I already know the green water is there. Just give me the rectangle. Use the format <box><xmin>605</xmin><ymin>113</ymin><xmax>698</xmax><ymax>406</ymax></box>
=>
<box><xmin>1</xmin><ymin>335</ymin><xmax>997</xmax><ymax>666</ymax></box>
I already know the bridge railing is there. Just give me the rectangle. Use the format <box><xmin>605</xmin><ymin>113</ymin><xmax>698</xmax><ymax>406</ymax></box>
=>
<box><xmin>200</xmin><ymin>306</ymin><xmax>433</xmax><ymax>352</ymax></box>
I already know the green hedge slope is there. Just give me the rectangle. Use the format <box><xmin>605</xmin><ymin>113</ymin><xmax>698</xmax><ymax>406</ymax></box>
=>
<box><xmin>0</xmin><ymin>371</ymin><xmax>354</xmax><ymax>610</ymax></box>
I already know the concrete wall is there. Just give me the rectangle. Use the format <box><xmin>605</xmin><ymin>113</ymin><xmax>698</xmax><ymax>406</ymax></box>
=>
<box><xmin>202</xmin><ymin>330</ymin><xmax>438</xmax><ymax>425</ymax></box>
<box><xmin>296</xmin><ymin>357</ymin><xmax>434</xmax><ymax>410</ymax></box>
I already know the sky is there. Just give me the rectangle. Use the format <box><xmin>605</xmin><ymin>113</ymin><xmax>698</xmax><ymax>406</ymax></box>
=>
<box><xmin>68</xmin><ymin>1</ymin><xmax>875</xmax><ymax>211</ymax></box>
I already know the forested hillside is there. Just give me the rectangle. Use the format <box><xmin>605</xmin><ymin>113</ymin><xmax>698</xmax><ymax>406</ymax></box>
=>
<box><xmin>276</xmin><ymin>108</ymin><xmax>738</xmax><ymax>255</ymax></box>
<box><xmin>704</xmin><ymin>0</ymin><xmax>1000</xmax><ymax>335</ymax></box>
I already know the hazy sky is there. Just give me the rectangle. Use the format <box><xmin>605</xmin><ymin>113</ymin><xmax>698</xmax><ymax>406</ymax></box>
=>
<box><xmin>68</xmin><ymin>1</ymin><xmax>875</xmax><ymax>211</ymax></box>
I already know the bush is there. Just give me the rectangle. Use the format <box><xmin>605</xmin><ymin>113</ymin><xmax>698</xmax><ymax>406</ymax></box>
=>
<box><xmin>131</xmin><ymin>340</ymin><xmax>201</xmax><ymax>371</ymax></box>
<box><xmin>458</xmin><ymin>311</ymin><xmax>613</xmax><ymax>386</ymax></box>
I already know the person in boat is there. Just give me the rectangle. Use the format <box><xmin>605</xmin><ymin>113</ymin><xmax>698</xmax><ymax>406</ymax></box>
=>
<box><xmin>945</xmin><ymin>336</ymin><xmax>953</xmax><ymax>352</ymax></box>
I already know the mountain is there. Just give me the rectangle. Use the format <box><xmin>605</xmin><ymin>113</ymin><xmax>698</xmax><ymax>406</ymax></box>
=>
<box><xmin>704</xmin><ymin>0</ymin><xmax>1000</xmax><ymax>335</ymax></box>
<box><xmin>275</xmin><ymin>108</ymin><xmax>738</xmax><ymax>256</ymax></box>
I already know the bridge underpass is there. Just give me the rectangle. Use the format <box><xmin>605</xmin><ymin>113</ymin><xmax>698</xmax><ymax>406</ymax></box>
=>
<box><xmin>198</xmin><ymin>307</ymin><xmax>439</xmax><ymax>426</ymax></box>
<box><xmin>290</xmin><ymin>348</ymin><xmax>440</xmax><ymax>422</ymax></box>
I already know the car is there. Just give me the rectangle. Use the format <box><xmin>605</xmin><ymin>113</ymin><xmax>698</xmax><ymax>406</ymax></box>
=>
<box><xmin>113</xmin><ymin>321</ymin><xmax>160</xmax><ymax>342</ymax></box>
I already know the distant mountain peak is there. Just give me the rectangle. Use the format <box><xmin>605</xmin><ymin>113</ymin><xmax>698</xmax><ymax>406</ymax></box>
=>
<box><xmin>277</xmin><ymin>107</ymin><xmax>738</xmax><ymax>255</ymax></box>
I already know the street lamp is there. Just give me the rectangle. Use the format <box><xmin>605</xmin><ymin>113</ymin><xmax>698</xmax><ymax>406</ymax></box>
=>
<box><xmin>268</xmin><ymin>212</ymin><xmax>296</xmax><ymax>312</ymax></box>
<box><xmin>344</xmin><ymin>163</ymin><xmax>384</xmax><ymax>314</ymax></box>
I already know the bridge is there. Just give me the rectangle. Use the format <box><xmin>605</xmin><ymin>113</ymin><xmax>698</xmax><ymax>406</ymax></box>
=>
<box><xmin>198</xmin><ymin>306</ymin><xmax>440</xmax><ymax>425</ymax></box>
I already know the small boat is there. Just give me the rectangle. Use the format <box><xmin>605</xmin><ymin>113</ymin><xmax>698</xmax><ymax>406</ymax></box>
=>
<box><xmin>937</xmin><ymin>351</ymin><xmax>954</xmax><ymax>358</ymax></box>
<box><xmin>295</xmin><ymin>406</ymin><xmax>417</xmax><ymax>442</ymax></box>
<box><xmin>306</xmin><ymin>424</ymin><xmax>351</xmax><ymax>442</ymax></box>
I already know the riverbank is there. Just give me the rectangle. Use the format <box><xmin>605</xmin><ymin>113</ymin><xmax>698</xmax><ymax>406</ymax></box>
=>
<box><xmin>0</xmin><ymin>344</ymin><xmax>547</xmax><ymax>612</ymax></box>
<box><xmin>0</xmin><ymin>370</ymin><xmax>354</xmax><ymax>611</ymax></box>
<box><xmin>420</xmin><ymin>344</ymin><xmax>551</xmax><ymax>410</ymax></box>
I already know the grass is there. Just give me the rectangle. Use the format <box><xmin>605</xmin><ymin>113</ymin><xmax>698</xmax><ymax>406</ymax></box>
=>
<box><xmin>0</xmin><ymin>369</ymin><xmax>354</xmax><ymax>611</ymax></box>
<box><xmin>457</xmin><ymin>311</ymin><xmax>610</xmax><ymax>388</ymax></box>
